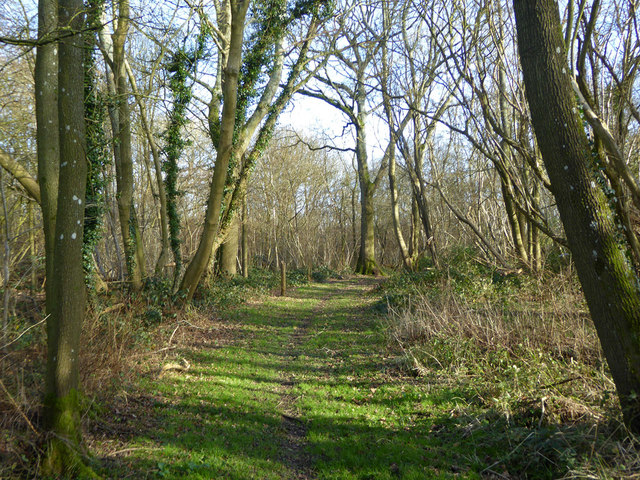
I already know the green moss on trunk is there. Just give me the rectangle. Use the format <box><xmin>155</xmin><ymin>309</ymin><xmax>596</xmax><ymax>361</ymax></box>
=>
<box><xmin>41</xmin><ymin>390</ymin><xmax>100</xmax><ymax>478</ymax></box>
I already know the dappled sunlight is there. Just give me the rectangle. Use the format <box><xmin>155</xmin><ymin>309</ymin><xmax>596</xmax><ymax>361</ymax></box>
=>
<box><xmin>85</xmin><ymin>278</ymin><xmax>628</xmax><ymax>479</ymax></box>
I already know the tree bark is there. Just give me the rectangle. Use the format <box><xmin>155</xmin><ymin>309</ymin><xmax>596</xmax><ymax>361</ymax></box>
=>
<box><xmin>514</xmin><ymin>0</ymin><xmax>640</xmax><ymax>431</ymax></box>
<box><xmin>354</xmin><ymin>104</ymin><xmax>380</xmax><ymax>275</ymax></box>
<box><xmin>388</xmin><ymin>149</ymin><xmax>413</xmax><ymax>270</ymax></box>
<box><xmin>217</xmin><ymin>217</ymin><xmax>239</xmax><ymax>276</ymax></box>
<box><xmin>42</xmin><ymin>0</ymin><xmax>95</xmax><ymax>473</ymax></box>
<box><xmin>242</xmin><ymin>197</ymin><xmax>249</xmax><ymax>278</ymax></box>
<box><xmin>35</xmin><ymin>0</ymin><xmax>59</xmax><ymax>317</ymax></box>
<box><xmin>0</xmin><ymin>149</ymin><xmax>41</xmax><ymax>204</ymax></box>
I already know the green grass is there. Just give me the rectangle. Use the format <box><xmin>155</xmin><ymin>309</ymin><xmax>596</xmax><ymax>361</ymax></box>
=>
<box><xmin>91</xmin><ymin>274</ymin><xmax>635</xmax><ymax>479</ymax></box>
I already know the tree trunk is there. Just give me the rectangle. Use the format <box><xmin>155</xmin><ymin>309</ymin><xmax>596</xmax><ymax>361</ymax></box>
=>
<box><xmin>514</xmin><ymin>0</ymin><xmax>640</xmax><ymax>431</ymax></box>
<box><xmin>409</xmin><ymin>195</ymin><xmax>420</xmax><ymax>261</ymax></box>
<box><xmin>180</xmin><ymin>1</ymin><xmax>249</xmax><ymax>301</ymax></box>
<box><xmin>217</xmin><ymin>217</ymin><xmax>239</xmax><ymax>276</ymax></box>
<box><xmin>412</xmin><ymin>182</ymin><xmax>439</xmax><ymax>268</ymax></box>
<box><xmin>355</xmin><ymin>184</ymin><xmax>379</xmax><ymax>275</ymax></box>
<box><xmin>1</xmin><ymin>170</ymin><xmax>10</xmax><ymax>339</ymax></box>
<box><xmin>242</xmin><ymin>198</ymin><xmax>249</xmax><ymax>278</ymax></box>
<box><xmin>35</xmin><ymin>0</ymin><xmax>59</xmax><ymax>316</ymax></box>
<box><xmin>500</xmin><ymin>176</ymin><xmax>529</xmax><ymax>265</ymax></box>
<box><xmin>112</xmin><ymin>0</ymin><xmax>143</xmax><ymax>290</ymax></box>
<box><xmin>389</xmin><ymin>149</ymin><xmax>413</xmax><ymax>270</ymax></box>
<box><xmin>354</xmin><ymin>108</ymin><xmax>380</xmax><ymax>275</ymax></box>
<box><xmin>42</xmin><ymin>0</ymin><xmax>95</xmax><ymax>473</ymax></box>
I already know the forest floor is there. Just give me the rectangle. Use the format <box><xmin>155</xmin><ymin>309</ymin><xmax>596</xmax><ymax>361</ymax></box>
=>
<box><xmin>87</xmin><ymin>276</ymin><xmax>627</xmax><ymax>479</ymax></box>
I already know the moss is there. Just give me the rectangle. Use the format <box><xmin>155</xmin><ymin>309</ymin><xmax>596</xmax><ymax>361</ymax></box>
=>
<box><xmin>355</xmin><ymin>256</ymin><xmax>381</xmax><ymax>276</ymax></box>
<box><xmin>41</xmin><ymin>389</ymin><xmax>101</xmax><ymax>479</ymax></box>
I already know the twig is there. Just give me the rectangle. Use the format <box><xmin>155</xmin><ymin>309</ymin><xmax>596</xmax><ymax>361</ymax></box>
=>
<box><xmin>179</xmin><ymin>319</ymin><xmax>207</xmax><ymax>330</ymax></box>
<box><xmin>0</xmin><ymin>315</ymin><xmax>48</xmax><ymax>350</ymax></box>
<box><xmin>130</xmin><ymin>345</ymin><xmax>177</xmax><ymax>358</ymax></box>
<box><xmin>538</xmin><ymin>396</ymin><xmax>547</xmax><ymax>429</ymax></box>
<box><xmin>167</xmin><ymin>319</ymin><xmax>208</xmax><ymax>346</ymax></box>
<box><xmin>97</xmin><ymin>303</ymin><xmax>125</xmax><ymax>317</ymax></box>
<box><xmin>110</xmin><ymin>446</ymin><xmax>162</xmax><ymax>456</ymax></box>
<box><xmin>538</xmin><ymin>376</ymin><xmax>580</xmax><ymax>390</ymax></box>
<box><xmin>482</xmin><ymin>431</ymin><xmax>535</xmax><ymax>475</ymax></box>
<box><xmin>168</xmin><ymin>324</ymin><xmax>181</xmax><ymax>345</ymax></box>
<box><xmin>0</xmin><ymin>378</ymin><xmax>38</xmax><ymax>435</ymax></box>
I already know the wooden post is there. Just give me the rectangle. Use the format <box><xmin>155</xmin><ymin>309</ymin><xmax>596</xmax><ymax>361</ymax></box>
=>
<box><xmin>280</xmin><ymin>261</ymin><xmax>286</xmax><ymax>296</ymax></box>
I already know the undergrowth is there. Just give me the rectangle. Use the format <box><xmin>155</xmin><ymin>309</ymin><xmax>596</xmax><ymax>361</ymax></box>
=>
<box><xmin>379</xmin><ymin>250</ymin><xmax>639</xmax><ymax>478</ymax></box>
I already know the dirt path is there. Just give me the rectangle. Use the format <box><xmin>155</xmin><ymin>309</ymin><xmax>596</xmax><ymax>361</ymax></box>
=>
<box><xmin>94</xmin><ymin>277</ymin><xmax>465</xmax><ymax>480</ymax></box>
<box><xmin>276</xmin><ymin>286</ymin><xmax>332</xmax><ymax>478</ymax></box>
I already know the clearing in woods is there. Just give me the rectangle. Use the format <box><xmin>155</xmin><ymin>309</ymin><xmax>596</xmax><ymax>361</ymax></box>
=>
<box><xmin>93</xmin><ymin>278</ymin><xmax>502</xmax><ymax>479</ymax></box>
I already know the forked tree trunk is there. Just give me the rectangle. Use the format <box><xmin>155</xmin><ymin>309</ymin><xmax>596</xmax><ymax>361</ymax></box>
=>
<box><xmin>514</xmin><ymin>0</ymin><xmax>640</xmax><ymax>431</ymax></box>
<box><xmin>354</xmin><ymin>111</ymin><xmax>380</xmax><ymax>275</ymax></box>
<box><xmin>180</xmin><ymin>1</ymin><xmax>249</xmax><ymax>301</ymax></box>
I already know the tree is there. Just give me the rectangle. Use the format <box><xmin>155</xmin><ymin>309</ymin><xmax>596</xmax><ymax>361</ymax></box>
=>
<box><xmin>180</xmin><ymin>0</ymin><xmax>329</xmax><ymax>300</ymax></box>
<box><xmin>41</xmin><ymin>0</ymin><xmax>95</xmax><ymax>474</ymax></box>
<box><xmin>300</xmin><ymin>0</ymin><xmax>388</xmax><ymax>275</ymax></box>
<box><xmin>35</xmin><ymin>0</ymin><xmax>59</xmax><ymax>316</ymax></box>
<box><xmin>378</xmin><ymin>0</ymin><xmax>452</xmax><ymax>269</ymax></box>
<box><xmin>513</xmin><ymin>0</ymin><xmax>640</xmax><ymax>432</ymax></box>
<box><xmin>178</xmin><ymin>0</ymin><xmax>250</xmax><ymax>300</ymax></box>
<box><xmin>429</xmin><ymin>0</ymin><xmax>560</xmax><ymax>268</ymax></box>
<box><xmin>98</xmin><ymin>0</ymin><xmax>146</xmax><ymax>289</ymax></box>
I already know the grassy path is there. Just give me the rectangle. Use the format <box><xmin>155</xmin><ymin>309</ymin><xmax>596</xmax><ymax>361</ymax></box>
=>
<box><xmin>95</xmin><ymin>278</ymin><xmax>476</xmax><ymax>479</ymax></box>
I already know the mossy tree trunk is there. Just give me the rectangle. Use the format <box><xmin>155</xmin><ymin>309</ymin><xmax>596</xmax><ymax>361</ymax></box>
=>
<box><xmin>514</xmin><ymin>0</ymin><xmax>640</xmax><ymax>431</ymax></box>
<box><xmin>355</xmin><ymin>182</ymin><xmax>379</xmax><ymax>275</ymax></box>
<box><xmin>41</xmin><ymin>0</ymin><xmax>95</xmax><ymax>474</ymax></box>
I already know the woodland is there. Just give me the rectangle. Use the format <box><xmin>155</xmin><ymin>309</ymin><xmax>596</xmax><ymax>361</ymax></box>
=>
<box><xmin>1</xmin><ymin>0</ymin><xmax>640</xmax><ymax>478</ymax></box>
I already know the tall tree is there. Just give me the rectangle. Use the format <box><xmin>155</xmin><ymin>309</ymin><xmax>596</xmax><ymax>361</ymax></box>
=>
<box><xmin>35</xmin><ymin>0</ymin><xmax>59</xmax><ymax>315</ymax></box>
<box><xmin>514</xmin><ymin>0</ymin><xmax>640</xmax><ymax>431</ymax></box>
<box><xmin>179</xmin><ymin>0</ymin><xmax>250</xmax><ymax>300</ymax></box>
<box><xmin>300</xmin><ymin>0</ymin><xmax>387</xmax><ymax>274</ymax></box>
<box><xmin>97</xmin><ymin>0</ymin><xmax>145</xmax><ymax>289</ymax></box>
<box><xmin>41</xmin><ymin>0</ymin><xmax>95</xmax><ymax>474</ymax></box>
<box><xmin>112</xmin><ymin>0</ymin><xmax>145</xmax><ymax>289</ymax></box>
<box><xmin>180</xmin><ymin>0</ymin><xmax>328</xmax><ymax>300</ymax></box>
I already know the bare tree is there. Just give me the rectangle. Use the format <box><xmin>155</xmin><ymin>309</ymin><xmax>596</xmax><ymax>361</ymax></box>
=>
<box><xmin>300</xmin><ymin>0</ymin><xmax>389</xmax><ymax>274</ymax></box>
